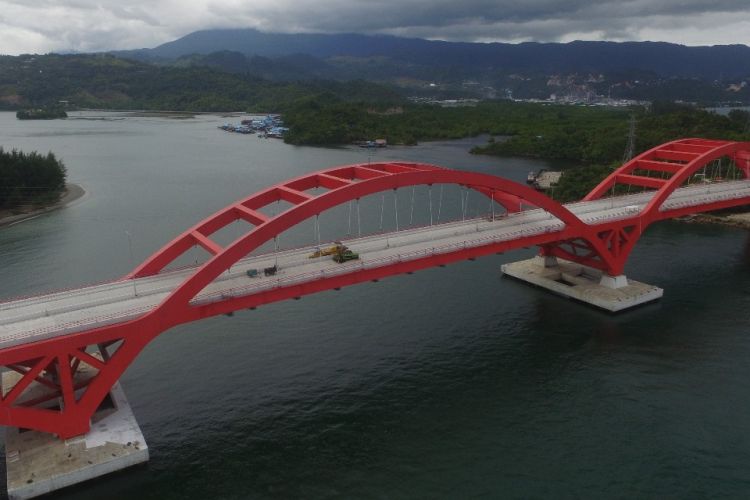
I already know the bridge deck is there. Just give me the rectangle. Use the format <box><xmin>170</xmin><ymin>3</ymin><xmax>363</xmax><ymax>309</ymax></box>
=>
<box><xmin>1</xmin><ymin>180</ymin><xmax>748</xmax><ymax>349</ymax></box>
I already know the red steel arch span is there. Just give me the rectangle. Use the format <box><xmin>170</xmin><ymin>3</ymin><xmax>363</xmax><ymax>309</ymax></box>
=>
<box><xmin>542</xmin><ymin>138</ymin><xmax>750</xmax><ymax>275</ymax></box>
<box><xmin>1</xmin><ymin>139</ymin><xmax>749</xmax><ymax>438</ymax></box>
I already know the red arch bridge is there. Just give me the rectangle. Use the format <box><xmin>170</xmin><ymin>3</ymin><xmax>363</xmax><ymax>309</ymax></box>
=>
<box><xmin>1</xmin><ymin>138</ymin><xmax>749</xmax><ymax>439</ymax></box>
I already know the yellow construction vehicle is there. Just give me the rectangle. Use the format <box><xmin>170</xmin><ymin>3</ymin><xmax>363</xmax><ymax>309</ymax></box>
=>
<box><xmin>309</xmin><ymin>242</ymin><xmax>343</xmax><ymax>259</ymax></box>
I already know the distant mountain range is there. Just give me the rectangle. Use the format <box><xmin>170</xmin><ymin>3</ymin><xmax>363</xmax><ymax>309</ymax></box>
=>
<box><xmin>116</xmin><ymin>29</ymin><xmax>750</xmax><ymax>80</ymax></box>
<box><xmin>109</xmin><ymin>29</ymin><xmax>750</xmax><ymax>103</ymax></box>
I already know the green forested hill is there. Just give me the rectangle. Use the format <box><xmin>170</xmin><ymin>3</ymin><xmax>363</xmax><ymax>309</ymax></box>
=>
<box><xmin>471</xmin><ymin>102</ymin><xmax>750</xmax><ymax>162</ymax></box>
<box><xmin>284</xmin><ymin>99</ymin><xmax>750</xmax><ymax>163</ymax></box>
<box><xmin>0</xmin><ymin>54</ymin><xmax>404</xmax><ymax>112</ymax></box>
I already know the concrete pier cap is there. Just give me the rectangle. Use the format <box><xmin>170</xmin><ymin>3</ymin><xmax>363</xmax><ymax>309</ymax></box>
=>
<box><xmin>599</xmin><ymin>274</ymin><xmax>629</xmax><ymax>289</ymax></box>
<box><xmin>3</xmin><ymin>366</ymin><xmax>148</xmax><ymax>500</ymax></box>
<box><xmin>502</xmin><ymin>256</ymin><xmax>662</xmax><ymax>312</ymax></box>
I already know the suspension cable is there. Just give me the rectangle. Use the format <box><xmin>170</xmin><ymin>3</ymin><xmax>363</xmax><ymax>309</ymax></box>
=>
<box><xmin>460</xmin><ymin>187</ymin><xmax>466</xmax><ymax>221</ymax></box>
<box><xmin>437</xmin><ymin>185</ymin><xmax>444</xmax><ymax>223</ymax></box>
<box><xmin>428</xmin><ymin>185</ymin><xmax>433</xmax><ymax>226</ymax></box>
<box><xmin>274</xmin><ymin>236</ymin><xmax>279</xmax><ymax>267</ymax></box>
<box><xmin>347</xmin><ymin>200</ymin><xmax>352</xmax><ymax>236</ymax></box>
<box><xmin>394</xmin><ymin>189</ymin><xmax>399</xmax><ymax>231</ymax></box>
<box><xmin>463</xmin><ymin>187</ymin><xmax>470</xmax><ymax>221</ymax></box>
<box><xmin>379</xmin><ymin>193</ymin><xmax>385</xmax><ymax>231</ymax></box>
<box><xmin>409</xmin><ymin>186</ymin><xmax>415</xmax><ymax>226</ymax></box>
<box><xmin>357</xmin><ymin>198</ymin><xmax>361</xmax><ymax>237</ymax></box>
<box><xmin>316</xmin><ymin>214</ymin><xmax>321</xmax><ymax>247</ymax></box>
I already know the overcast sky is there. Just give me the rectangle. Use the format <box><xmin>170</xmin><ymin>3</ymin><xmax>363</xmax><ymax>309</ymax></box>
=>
<box><xmin>2</xmin><ymin>0</ymin><xmax>750</xmax><ymax>55</ymax></box>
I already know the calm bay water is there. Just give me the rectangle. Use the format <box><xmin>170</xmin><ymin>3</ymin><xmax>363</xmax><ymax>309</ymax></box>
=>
<box><xmin>1</xmin><ymin>111</ymin><xmax>750</xmax><ymax>499</ymax></box>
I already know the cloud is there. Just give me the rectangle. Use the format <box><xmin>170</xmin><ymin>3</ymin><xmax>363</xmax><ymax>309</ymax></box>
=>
<box><xmin>0</xmin><ymin>0</ymin><xmax>749</xmax><ymax>55</ymax></box>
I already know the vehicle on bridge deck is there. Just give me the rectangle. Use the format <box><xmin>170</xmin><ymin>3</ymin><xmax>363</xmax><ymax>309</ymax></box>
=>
<box><xmin>332</xmin><ymin>244</ymin><xmax>359</xmax><ymax>263</ymax></box>
<box><xmin>263</xmin><ymin>265</ymin><xmax>278</xmax><ymax>276</ymax></box>
<box><xmin>308</xmin><ymin>243</ymin><xmax>342</xmax><ymax>259</ymax></box>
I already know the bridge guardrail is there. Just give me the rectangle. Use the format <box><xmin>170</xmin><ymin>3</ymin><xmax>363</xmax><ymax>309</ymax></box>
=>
<box><xmin>189</xmin><ymin>221</ymin><xmax>567</xmax><ymax>306</ymax></box>
<box><xmin>0</xmin><ymin>304</ymin><xmax>154</xmax><ymax>349</ymax></box>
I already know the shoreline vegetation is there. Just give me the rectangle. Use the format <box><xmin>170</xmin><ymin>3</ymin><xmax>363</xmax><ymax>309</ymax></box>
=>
<box><xmin>282</xmin><ymin>99</ymin><xmax>750</xmax><ymax>210</ymax></box>
<box><xmin>5</xmin><ymin>99</ymin><xmax>749</xmax><ymax>229</ymax></box>
<box><xmin>290</xmin><ymin>99</ymin><xmax>749</xmax><ymax>227</ymax></box>
<box><xmin>0</xmin><ymin>148</ymin><xmax>70</xmax><ymax>227</ymax></box>
<box><xmin>16</xmin><ymin>107</ymin><xmax>68</xmax><ymax>120</ymax></box>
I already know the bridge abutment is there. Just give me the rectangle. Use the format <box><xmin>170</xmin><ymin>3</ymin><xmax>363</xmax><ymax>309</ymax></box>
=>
<box><xmin>501</xmin><ymin>256</ymin><xmax>662</xmax><ymax>312</ymax></box>
<box><xmin>3</xmin><ymin>367</ymin><xmax>148</xmax><ymax>500</ymax></box>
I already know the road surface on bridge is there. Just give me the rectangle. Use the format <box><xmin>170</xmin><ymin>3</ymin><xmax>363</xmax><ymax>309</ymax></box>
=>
<box><xmin>1</xmin><ymin>179</ymin><xmax>748</xmax><ymax>349</ymax></box>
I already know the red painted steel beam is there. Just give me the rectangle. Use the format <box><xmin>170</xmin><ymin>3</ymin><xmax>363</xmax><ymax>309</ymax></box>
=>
<box><xmin>277</xmin><ymin>186</ymin><xmax>314</xmax><ymax>205</ymax></box>
<box><xmin>615</xmin><ymin>174</ymin><xmax>668</xmax><ymax>189</ymax></box>
<box><xmin>682</xmin><ymin>138</ymin><xmax>727</xmax><ymax>146</ymax></box>
<box><xmin>318</xmin><ymin>173</ymin><xmax>353</xmax><ymax>189</ymax></box>
<box><xmin>381</xmin><ymin>163</ymin><xmax>419</xmax><ymax>174</ymax></box>
<box><xmin>671</xmin><ymin>143</ymin><xmax>716</xmax><ymax>153</ymax></box>
<box><xmin>353</xmin><ymin>166</ymin><xmax>391</xmax><ymax>179</ymax></box>
<box><xmin>191</xmin><ymin>231</ymin><xmax>222</xmax><ymax>256</ymax></box>
<box><xmin>635</xmin><ymin>159</ymin><xmax>683</xmax><ymax>174</ymax></box>
<box><xmin>652</xmin><ymin>149</ymin><xmax>699</xmax><ymax>162</ymax></box>
<box><xmin>234</xmin><ymin>205</ymin><xmax>270</xmax><ymax>226</ymax></box>
<box><xmin>641</xmin><ymin>141</ymin><xmax>750</xmax><ymax>221</ymax></box>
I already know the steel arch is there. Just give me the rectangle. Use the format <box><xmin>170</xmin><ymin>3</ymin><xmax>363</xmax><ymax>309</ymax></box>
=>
<box><xmin>543</xmin><ymin>138</ymin><xmax>750</xmax><ymax>275</ymax></box>
<box><xmin>0</xmin><ymin>161</ymin><xmax>589</xmax><ymax>438</ymax></box>
<box><xmin>1</xmin><ymin>143</ymin><xmax>749</xmax><ymax>439</ymax></box>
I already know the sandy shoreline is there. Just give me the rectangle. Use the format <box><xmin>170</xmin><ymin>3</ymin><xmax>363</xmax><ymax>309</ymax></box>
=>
<box><xmin>0</xmin><ymin>183</ymin><xmax>86</xmax><ymax>228</ymax></box>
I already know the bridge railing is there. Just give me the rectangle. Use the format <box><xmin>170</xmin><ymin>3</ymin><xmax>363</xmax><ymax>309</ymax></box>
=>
<box><xmin>0</xmin><ymin>304</ymin><xmax>154</xmax><ymax>350</ymax></box>
<box><xmin>190</xmin><ymin>220</ymin><xmax>568</xmax><ymax>306</ymax></box>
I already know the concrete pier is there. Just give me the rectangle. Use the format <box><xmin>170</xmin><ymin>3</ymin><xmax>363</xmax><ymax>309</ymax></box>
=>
<box><xmin>501</xmin><ymin>256</ymin><xmax>663</xmax><ymax>312</ymax></box>
<box><xmin>3</xmin><ymin>368</ymin><xmax>148</xmax><ymax>500</ymax></box>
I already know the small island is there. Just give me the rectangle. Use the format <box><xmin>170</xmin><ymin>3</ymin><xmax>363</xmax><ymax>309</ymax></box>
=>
<box><xmin>16</xmin><ymin>107</ymin><xmax>68</xmax><ymax>120</ymax></box>
<box><xmin>0</xmin><ymin>148</ymin><xmax>82</xmax><ymax>227</ymax></box>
